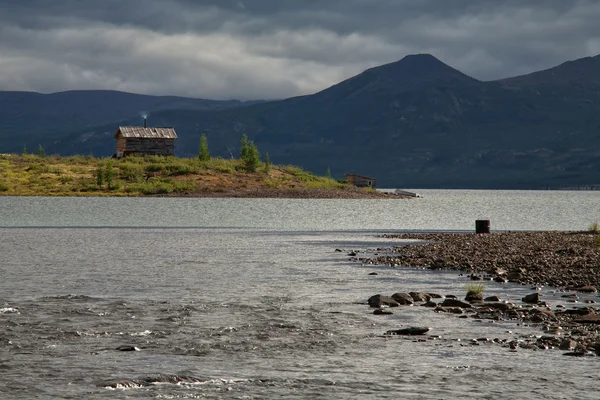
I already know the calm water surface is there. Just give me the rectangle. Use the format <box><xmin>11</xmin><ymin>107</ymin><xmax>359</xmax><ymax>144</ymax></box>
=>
<box><xmin>0</xmin><ymin>190</ymin><xmax>599</xmax><ymax>399</ymax></box>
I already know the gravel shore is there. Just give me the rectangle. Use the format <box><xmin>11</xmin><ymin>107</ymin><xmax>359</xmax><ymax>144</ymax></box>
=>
<box><xmin>367</xmin><ymin>231</ymin><xmax>600</xmax><ymax>289</ymax></box>
<box><xmin>163</xmin><ymin>188</ymin><xmax>409</xmax><ymax>199</ymax></box>
<box><xmin>361</xmin><ymin>231</ymin><xmax>600</xmax><ymax>355</ymax></box>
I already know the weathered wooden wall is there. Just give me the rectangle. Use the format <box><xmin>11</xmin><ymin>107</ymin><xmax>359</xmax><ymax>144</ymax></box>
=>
<box><xmin>346</xmin><ymin>174</ymin><xmax>376</xmax><ymax>188</ymax></box>
<box><xmin>123</xmin><ymin>139</ymin><xmax>175</xmax><ymax>156</ymax></box>
<box><xmin>116</xmin><ymin>137</ymin><xmax>127</xmax><ymax>154</ymax></box>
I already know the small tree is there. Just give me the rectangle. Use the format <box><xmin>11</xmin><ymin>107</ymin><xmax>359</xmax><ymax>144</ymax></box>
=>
<box><xmin>96</xmin><ymin>166</ymin><xmax>104</xmax><ymax>188</ymax></box>
<box><xmin>244</xmin><ymin>141</ymin><xmax>260</xmax><ymax>172</ymax></box>
<box><xmin>104</xmin><ymin>162</ymin><xmax>114</xmax><ymax>189</ymax></box>
<box><xmin>198</xmin><ymin>134</ymin><xmax>211</xmax><ymax>161</ymax></box>
<box><xmin>239</xmin><ymin>134</ymin><xmax>249</xmax><ymax>160</ymax></box>
<box><xmin>37</xmin><ymin>144</ymin><xmax>46</xmax><ymax>157</ymax></box>
<box><xmin>264</xmin><ymin>152</ymin><xmax>271</xmax><ymax>174</ymax></box>
<box><xmin>326</xmin><ymin>167</ymin><xmax>332</xmax><ymax>179</ymax></box>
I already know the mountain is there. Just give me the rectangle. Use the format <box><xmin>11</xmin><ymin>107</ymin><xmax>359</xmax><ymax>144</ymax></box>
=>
<box><xmin>3</xmin><ymin>54</ymin><xmax>600</xmax><ymax>188</ymax></box>
<box><xmin>0</xmin><ymin>90</ymin><xmax>258</xmax><ymax>152</ymax></box>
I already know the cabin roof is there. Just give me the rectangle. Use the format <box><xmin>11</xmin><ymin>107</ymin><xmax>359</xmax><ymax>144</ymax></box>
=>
<box><xmin>115</xmin><ymin>126</ymin><xmax>178</xmax><ymax>139</ymax></box>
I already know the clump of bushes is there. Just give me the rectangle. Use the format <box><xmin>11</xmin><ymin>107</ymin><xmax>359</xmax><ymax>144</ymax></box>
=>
<box><xmin>589</xmin><ymin>219</ymin><xmax>599</xmax><ymax>233</ymax></box>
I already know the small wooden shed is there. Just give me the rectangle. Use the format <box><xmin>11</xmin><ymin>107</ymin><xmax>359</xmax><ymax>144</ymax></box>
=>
<box><xmin>346</xmin><ymin>174</ymin><xmax>376</xmax><ymax>188</ymax></box>
<box><xmin>114</xmin><ymin>126</ymin><xmax>178</xmax><ymax>157</ymax></box>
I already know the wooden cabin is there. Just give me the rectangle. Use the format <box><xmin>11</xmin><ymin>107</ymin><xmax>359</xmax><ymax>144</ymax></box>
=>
<box><xmin>346</xmin><ymin>173</ymin><xmax>376</xmax><ymax>188</ymax></box>
<box><xmin>114</xmin><ymin>126</ymin><xmax>177</xmax><ymax>157</ymax></box>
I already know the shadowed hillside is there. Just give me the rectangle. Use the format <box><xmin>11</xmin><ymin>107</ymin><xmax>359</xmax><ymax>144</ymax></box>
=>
<box><xmin>3</xmin><ymin>54</ymin><xmax>600</xmax><ymax>188</ymax></box>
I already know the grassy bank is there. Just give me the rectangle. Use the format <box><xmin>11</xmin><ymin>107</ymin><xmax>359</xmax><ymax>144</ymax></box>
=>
<box><xmin>0</xmin><ymin>154</ymin><xmax>390</xmax><ymax>198</ymax></box>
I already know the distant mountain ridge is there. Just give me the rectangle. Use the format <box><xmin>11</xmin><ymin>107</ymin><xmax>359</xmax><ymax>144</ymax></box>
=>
<box><xmin>2</xmin><ymin>54</ymin><xmax>600</xmax><ymax>189</ymax></box>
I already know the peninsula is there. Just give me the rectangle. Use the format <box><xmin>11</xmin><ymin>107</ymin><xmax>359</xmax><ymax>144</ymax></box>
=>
<box><xmin>0</xmin><ymin>154</ymin><xmax>402</xmax><ymax>198</ymax></box>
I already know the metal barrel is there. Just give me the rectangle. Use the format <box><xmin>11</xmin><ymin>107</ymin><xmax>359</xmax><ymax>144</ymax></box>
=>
<box><xmin>475</xmin><ymin>219</ymin><xmax>490</xmax><ymax>234</ymax></box>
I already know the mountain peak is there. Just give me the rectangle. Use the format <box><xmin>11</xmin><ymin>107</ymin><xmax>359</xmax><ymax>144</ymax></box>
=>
<box><xmin>313</xmin><ymin>53</ymin><xmax>479</xmax><ymax>101</ymax></box>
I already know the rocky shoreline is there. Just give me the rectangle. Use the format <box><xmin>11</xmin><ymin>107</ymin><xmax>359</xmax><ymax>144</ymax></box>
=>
<box><xmin>352</xmin><ymin>231</ymin><xmax>600</xmax><ymax>355</ymax></box>
<box><xmin>366</xmin><ymin>289</ymin><xmax>600</xmax><ymax>355</ymax></box>
<box><xmin>365</xmin><ymin>231</ymin><xmax>600</xmax><ymax>289</ymax></box>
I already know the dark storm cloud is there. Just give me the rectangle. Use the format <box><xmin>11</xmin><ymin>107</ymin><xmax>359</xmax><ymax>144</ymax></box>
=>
<box><xmin>0</xmin><ymin>0</ymin><xmax>599</xmax><ymax>99</ymax></box>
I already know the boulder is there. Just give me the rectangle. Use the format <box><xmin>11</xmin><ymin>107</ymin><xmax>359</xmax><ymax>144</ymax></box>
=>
<box><xmin>409</xmin><ymin>292</ymin><xmax>430</xmax><ymax>302</ymax></box>
<box><xmin>522</xmin><ymin>293</ymin><xmax>540</xmax><ymax>304</ymax></box>
<box><xmin>559</xmin><ymin>339</ymin><xmax>575</xmax><ymax>350</ymax></box>
<box><xmin>391</xmin><ymin>292</ymin><xmax>414</xmax><ymax>305</ymax></box>
<box><xmin>385</xmin><ymin>327</ymin><xmax>430</xmax><ymax>336</ymax></box>
<box><xmin>484</xmin><ymin>296</ymin><xmax>501</xmax><ymax>302</ymax></box>
<box><xmin>465</xmin><ymin>291</ymin><xmax>484</xmax><ymax>302</ymax></box>
<box><xmin>116</xmin><ymin>345</ymin><xmax>140</xmax><ymax>352</ymax></box>
<box><xmin>368</xmin><ymin>294</ymin><xmax>399</xmax><ymax>308</ymax></box>
<box><xmin>441</xmin><ymin>298</ymin><xmax>472</xmax><ymax>308</ymax></box>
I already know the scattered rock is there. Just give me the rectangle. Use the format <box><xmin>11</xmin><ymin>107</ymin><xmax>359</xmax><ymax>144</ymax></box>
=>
<box><xmin>409</xmin><ymin>292</ymin><xmax>430</xmax><ymax>302</ymax></box>
<box><xmin>116</xmin><ymin>345</ymin><xmax>140</xmax><ymax>352</ymax></box>
<box><xmin>435</xmin><ymin>306</ymin><xmax>464</xmax><ymax>314</ymax></box>
<box><xmin>522</xmin><ymin>293</ymin><xmax>540</xmax><ymax>304</ymax></box>
<box><xmin>441</xmin><ymin>298</ymin><xmax>472</xmax><ymax>308</ymax></box>
<box><xmin>373</xmin><ymin>309</ymin><xmax>393</xmax><ymax>315</ymax></box>
<box><xmin>574</xmin><ymin>286</ymin><xmax>597</xmax><ymax>293</ymax></box>
<box><xmin>368</xmin><ymin>272</ymin><xmax>378</xmax><ymax>276</ymax></box>
<box><xmin>484</xmin><ymin>296</ymin><xmax>501</xmax><ymax>302</ymax></box>
<box><xmin>385</xmin><ymin>327</ymin><xmax>430</xmax><ymax>336</ymax></box>
<box><xmin>465</xmin><ymin>291</ymin><xmax>484</xmax><ymax>302</ymax></box>
<box><xmin>427</xmin><ymin>293</ymin><xmax>444</xmax><ymax>299</ymax></box>
<box><xmin>573</xmin><ymin>314</ymin><xmax>600</xmax><ymax>324</ymax></box>
<box><xmin>559</xmin><ymin>339</ymin><xmax>575</xmax><ymax>350</ymax></box>
<box><xmin>391</xmin><ymin>292</ymin><xmax>414</xmax><ymax>305</ymax></box>
<box><xmin>368</xmin><ymin>294</ymin><xmax>399</xmax><ymax>308</ymax></box>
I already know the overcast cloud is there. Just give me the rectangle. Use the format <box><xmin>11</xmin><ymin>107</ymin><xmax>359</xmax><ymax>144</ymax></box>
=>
<box><xmin>0</xmin><ymin>0</ymin><xmax>599</xmax><ymax>100</ymax></box>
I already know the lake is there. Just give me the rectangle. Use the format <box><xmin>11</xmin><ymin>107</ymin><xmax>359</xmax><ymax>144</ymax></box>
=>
<box><xmin>0</xmin><ymin>190</ymin><xmax>598</xmax><ymax>399</ymax></box>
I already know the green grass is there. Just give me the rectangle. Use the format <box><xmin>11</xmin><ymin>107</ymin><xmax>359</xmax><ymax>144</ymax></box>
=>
<box><xmin>465</xmin><ymin>283</ymin><xmax>485</xmax><ymax>294</ymax></box>
<box><xmin>0</xmin><ymin>153</ymin><xmax>359</xmax><ymax>197</ymax></box>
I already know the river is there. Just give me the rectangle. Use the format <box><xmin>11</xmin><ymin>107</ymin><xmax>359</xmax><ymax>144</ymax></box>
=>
<box><xmin>0</xmin><ymin>190</ymin><xmax>598</xmax><ymax>399</ymax></box>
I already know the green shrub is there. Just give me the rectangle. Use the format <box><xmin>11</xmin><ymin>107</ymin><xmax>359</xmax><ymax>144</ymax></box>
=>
<box><xmin>118</xmin><ymin>163</ymin><xmax>144</xmax><ymax>182</ymax></box>
<box><xmin>466</xmin><ymin>283</ymin><xmax>485</xmax><ymax>294</ymax></box>
<box><xmin>0</xmin><ymin>181</ymin><xmax>9</xmax><ymax>192</ymax></box>
<box><xmin>214</xmin><ymin>165</ymin><xmax>234</xmax><ymax>174</ymax></box>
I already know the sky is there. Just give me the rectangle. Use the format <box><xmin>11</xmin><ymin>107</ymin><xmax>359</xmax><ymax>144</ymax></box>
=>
<box><xmin>0</xmin><ymin>0</ymin><xmax>599</xmax><ymax>100</ymax></box>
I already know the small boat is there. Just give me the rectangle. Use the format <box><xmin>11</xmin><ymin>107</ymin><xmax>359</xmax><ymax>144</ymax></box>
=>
<box><xmin>394</xmin><ymin>189</ymin><xmax>421</xmax><ymax>198</ymax></box>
